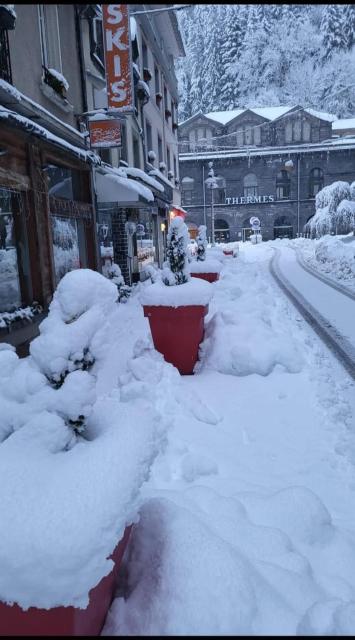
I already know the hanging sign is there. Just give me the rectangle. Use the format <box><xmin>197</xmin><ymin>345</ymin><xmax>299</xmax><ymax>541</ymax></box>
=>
<box><xmin>102</xmin><ymin>4</ymin><xmax>134</xmax><ymax>112</ymax></box>
<box><xmin>88</xmin><ymin>118</ymin><xmax>122</xmax><ymax>148</ymax></box>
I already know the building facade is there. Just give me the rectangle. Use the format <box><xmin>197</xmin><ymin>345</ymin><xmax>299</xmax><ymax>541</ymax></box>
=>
<box><xmin>0</xmin><ymin>4</ymin><xmax>185</xmax><ymax>354</ymax></box>
<box><xmin>178</xmin><ymin>107</ymin><xmax>355</xmax><ymax>242</ymax></box>
<box><xmin>78</xmin><ymin>4</ymin><xmax>185</xmax><ymax>283</ymax></box>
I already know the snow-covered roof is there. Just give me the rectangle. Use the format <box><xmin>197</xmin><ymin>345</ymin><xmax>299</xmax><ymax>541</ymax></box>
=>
<box><xmin>0</xmin><ymin>105</ymin><xmax>99</xmax><ymax>165</ymax></box>
<box><xmin>204</xmin><ymin>110</ymin><xmax>245</xmax><ymax>125</ymax></box>
<box><xmin>180</xmin><ymin>106</ymin><xmax>340</xmax><ymax>128</ymax></box>
<box><xmin>149</xmin><ymin>168</ymin><xmax>175</xmax><ymax>189</ymax></box>
<box><xmin>98</xmin><ymin>165</ymin><xmax>155</xmax><ymax>202</ymax></box>
<box><xmin>304</xmin><ymin>108</ymin><xmax>337</xmax><ymax>122</ymax></box>
<box><xmin>179</xmin><ymin>137</ymin><xmax>355</xmax><ymax>162</ymax></box>
<box><xmin>124</xmin><ymin>166</ymin><xmax>164</xmax><ymax>193</ymax></box>
<box><xmin>332</xmin><ymin>118</ymin><xmax>355</xmax><ymax>131</ymax></box>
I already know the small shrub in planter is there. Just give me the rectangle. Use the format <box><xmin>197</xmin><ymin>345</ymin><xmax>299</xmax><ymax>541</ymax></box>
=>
<box><xmin>140</xmin><ymin>217</ymin><xmax>213</xmax><ymax>374</ymax></box>
<box><xmin>190</xmin><ymin>225</ymin><xmax>222</xmax><ymax>283</ymax></box>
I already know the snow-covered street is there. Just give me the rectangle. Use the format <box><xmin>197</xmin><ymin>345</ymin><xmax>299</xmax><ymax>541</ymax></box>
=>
<box><xmin>98</xmin><ymin>241</ymin><xmax>355</xmax><ymax>636</ymax></box>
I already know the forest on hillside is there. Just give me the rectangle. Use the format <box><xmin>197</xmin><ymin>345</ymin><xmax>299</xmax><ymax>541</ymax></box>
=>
<box><xmin>176</xmin><ymin>4</ymin><xmax>355</xmax><ymax>121</ymax></box>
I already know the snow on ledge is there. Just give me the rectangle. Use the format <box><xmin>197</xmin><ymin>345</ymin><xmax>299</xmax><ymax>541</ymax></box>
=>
<box><xmin>140</xmin><ymin>277</ymin><xmax>213</xmax><ymax>307</ymax></box>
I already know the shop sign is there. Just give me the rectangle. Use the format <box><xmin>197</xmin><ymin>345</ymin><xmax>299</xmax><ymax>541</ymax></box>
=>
<box><xmin>88</xmin><ymin>119</ymin><xmax>122</xmax><ymax>148</ymax></box>
<box><xmin>225</xmin><ymin>195</ymin><xmax>275</xmax><ymax>205</ymax></box>
<box><xmin>102</xmin><ymin>4</ymin><xmax>134</xmax><ymax>112</ymax></box>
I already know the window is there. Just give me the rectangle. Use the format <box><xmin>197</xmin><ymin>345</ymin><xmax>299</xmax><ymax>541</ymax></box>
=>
<box><xmin>90</xmin><ymin>17</ymin><xmax>105</xmax><ymax>70</ymax></box>
<box><xmin>38</xmin><ymin>5</ymin><xmax>62</xmax><ymax>71</ymax></box>
<box><xmin>167</xmin><ymin>147</ymin><xmax>171</xmax><ymax>172</ymax></box>
<box><xmin>51</xmin><ymin>216</ymin><xmax>80</xmax><ymax>286</ymax></box>
<box><xmin>214</xmin><ymin>175</ymin><xmax>226</xmax><ymax>204</ymax></box>
<box><xmin>173</xmin><ymin>155</ymin><xmax>177</xmax><ymax>180</ymax></box>
<box><xmin>309</xmin><ymin>168</ymin><xmax>324</xmax><ymax>197</ymax></box>
<box><xmin>276</xmin><ymin>170</ymin><xmax>291</xmax><ymax>200</ymax></box>
<box><xmin>157</xmin><ymin>135</ymin><xmax>163</xmax><ymax>163</ymax></box>
<box><xmin>285</xmin><ymin>121</ymin><xmax>293</xmax><ymax>143</ymax></box>
<box><xmin>154</xmin><ymin>63</ymin><xmax>161</xmax><ymax>108</ymax></box>
<box><xmin>243</xmin><ymin>173</ymin><xmax>258</xmax><ymax>197</ymax></box>
<box><xmin>181</xmin><ymin>176</ymin><xmax>194</xmax><ymax>205</ymax></box>
<box><xmin>120</xmin><ymin>123</ymin><xmax>128</xmax><ymax>162</ymax></box>
<box><xmin>0</xmin><ymin>188</ymin><xmax>32</xmax><ymax>311</ymax></box>
<box><xmin>146</xmin><ymin>119</ymin><xmax>152</xmax><ymax>157</ymax></box>
<box><xmin>133</xmin><ymin>134</ymin><xmax>141</xmax><ymax>168</ymax></box>
<box><xmin>294</xmin><ymin>119</ymin><xmax>302</xmax><ymax>142</ymax></box>
<box><xmin>142</xmin><ymin>38</ymin><xmax>148</xmax><ymax>71</ymax></box>
<box><xmin>236</xmin><ymin>127</ymin><xmax>244</xmax><ymax>147</ymax></box>
<box><xmin>0</xmin><ymin>28</ymin><xmax>12</xmax><ymax>83</ymax></box>
<box><xmin>254</xmin><ymin>126</ymin><xmax>261</xmax><ymax>145</ymax></box>
<box><xmin>303</xmin><ymin>120</ymin><xmax>311</xmax><ymax>142</ymax></box>
<box><xmin>245</xmin><ymin>126</ymin><xmax>253</xmax><ymax>146</ymax></box>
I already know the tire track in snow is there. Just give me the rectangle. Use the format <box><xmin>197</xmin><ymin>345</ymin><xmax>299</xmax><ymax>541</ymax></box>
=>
<box><xmin>294</xmin><ymin>247</ymin><xmax>355</xmax><ymax>302</ymax></box>
<box><xmin>269</xmin><ymin>247</ymin><xmax>355</xmax><ymax>381</ymax></box>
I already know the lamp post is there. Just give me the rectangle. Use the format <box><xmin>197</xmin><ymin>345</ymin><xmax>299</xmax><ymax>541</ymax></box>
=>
<box><xmin>205</xmin><ymin>161</ymin><xmax>218</xmax><ymax>246</ymax></box>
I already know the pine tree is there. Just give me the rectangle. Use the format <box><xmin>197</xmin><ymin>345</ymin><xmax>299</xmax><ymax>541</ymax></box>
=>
<box><xmin>163</xmin><ymin>217</ymin><xmax>190</xmax><ymax>286</ymax></box>
<box><xmin>196</xmin><ymin>225</ymin><xmax>207</xmax><ymax>261</ymax></box>
<box><xmin>344</xmin><ymin>5</ymin><xmax>355</xmax><ymax>50</ymax></box>
<box><xmin>321</xmin><ymin>5</ymin><xmax>348</xmax><ymax>59</ymax></box>
<box><xmin>220</xmin><ymin>5</ymin><xmax>244</xmax><ymax>109</ymax></box>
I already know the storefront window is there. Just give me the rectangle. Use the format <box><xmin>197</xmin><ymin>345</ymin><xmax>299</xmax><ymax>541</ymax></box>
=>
<box><xmin>0</xmin><ymin>188</ymin><xmax>32</xmax><ymax>312</ymax></box>
<box><xmin>0</xmin><ymin>188</ymin><xmax>21</xmax><ymax>312</ymax></box>
<box><xmin>136</xmin><ymin>212</ymin><xmax>155</xmax><ymax>272</ymax></box>
<box><xmin>51</xmin><ymin>215</ymin><xmax>80</xmax><ymax>285</ymax></box>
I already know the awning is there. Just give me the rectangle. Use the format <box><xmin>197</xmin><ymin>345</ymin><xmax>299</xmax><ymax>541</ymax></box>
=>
<box><xmin>95</xmin><ymin>169</ymin><xmax>154</xmax><ymax>206</ymax></box>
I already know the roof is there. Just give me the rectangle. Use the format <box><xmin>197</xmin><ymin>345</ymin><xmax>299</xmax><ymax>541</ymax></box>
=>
<box><xmin>180</xmin><ymin>106</ymin><xmax>339</xmax><ymax>128</ymax></box>
<box><xmin>179</xmin><ymin>137</ymin><xmax>355</xmax><ymax>163</ymax></box>
<box><xmin>333</xmin><ymin>118</ymin><xmax>355</xmax><ymax>130</ymax></box>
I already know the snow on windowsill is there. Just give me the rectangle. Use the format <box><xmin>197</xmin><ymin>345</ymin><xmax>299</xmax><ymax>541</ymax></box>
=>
<box><xmin>149</xmin><ymin>168</ymin><xmax>174</xmax><ymax>188</ymax></box>
<box><xmin>140</xmin><ymin>277</ymin><xmax>213</xmax><ymax>307</ymax></box>
<box><xmin>47</xmin><ymin>68</ymin><xmax>69</xmax><ymax>92</ymax></box>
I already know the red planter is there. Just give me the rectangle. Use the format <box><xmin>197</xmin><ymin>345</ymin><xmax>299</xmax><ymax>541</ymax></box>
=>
<box><xmin>223</xmin><ymin>250</ymin><xmax>233</xmax><ymax>256</ymax></box>
<box><xmin>143</xmin><ymin>304</ymin><xmax>208</xmax><ymax>374</ymax></box>
<box><xmin>0</xmin><ymin>524</ymin><xmax>133</xmax><ymax>637</ymax></box>
<box><xmin>191</xmin><ymin>272</ymin><xmax>219</xmax><ymax>283</ymax></box>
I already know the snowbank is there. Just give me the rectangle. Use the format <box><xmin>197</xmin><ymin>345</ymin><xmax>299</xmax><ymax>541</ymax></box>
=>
<box><xmin>0</xmin><ymin>269</ymin><xmax>173</xmax><ymax>610</ymax></box>
<box><xmin>295</xmin><ymin>235</ymin><xmax>355</xmax><ymax>290</ymax></box>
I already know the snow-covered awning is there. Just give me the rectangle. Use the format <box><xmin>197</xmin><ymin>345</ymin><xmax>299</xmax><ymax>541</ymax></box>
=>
<box><xmin>0</xmin><ymin>105</ymin><xmax>100</xmax><ymax>166</ymax></box>
<box><xmin>95</xmin><ymin>166</ymin><xmax>154</xmax><ymax>206</ymax></box>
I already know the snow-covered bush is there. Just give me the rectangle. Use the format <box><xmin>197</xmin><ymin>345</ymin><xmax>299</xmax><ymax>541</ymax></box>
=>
<box><xmin>314</xmin><ymin>235</ymin><xmax>355</xmax><ymax>281</ymax></box>
<box><xmin>306</xmin><ymin>181</ymin><xmax>354</xmax><ymax>237</ymax></box>
<box><xmin>30</xmin><ymin>269</ymin><xmax>118</xmax><ymax>391</ymax></box>
<box><xmin>196</xmin><ymin>225</ymin><xmax>207</xmax><ymax>261</ymax></box>
<box><xmin>162</xmin><ymin>217</ymin><xmax>190</xmax><ymax>286</ymax></box>
<box><xmin>336</xmin><ymin>200</ymin><xmax>355</xmax><ymax>235</ymax></box>
<box><xmin>102</xmin><ymin>261</ymin><xmax>131</xmax><ymax>302</ymax></box>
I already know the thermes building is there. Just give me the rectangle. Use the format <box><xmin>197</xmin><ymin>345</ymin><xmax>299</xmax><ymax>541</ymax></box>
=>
<box><xmin>178</xmin><ymin>106</ymin><xmax>355</xmax><ymax>242</ymax></box>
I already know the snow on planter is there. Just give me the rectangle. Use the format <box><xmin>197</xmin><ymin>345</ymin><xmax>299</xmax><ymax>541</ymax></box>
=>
<box><xmin>189</xmin><ymin>259</ymin><xmax>222</xmax><ymax>275</ymax></box>
<box><xmin>141</xmin><ymin>217</ymin><xmax>213</xmax><ymax>374</ymax></box>
<box><xmin>0</xmin><ymin>269</ymin><xmax>167</xmax><ymax>612</ymax></box>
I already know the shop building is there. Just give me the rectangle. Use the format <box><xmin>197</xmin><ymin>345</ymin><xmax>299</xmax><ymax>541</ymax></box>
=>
<box><xmin>178</xmin><ymin>106</ymin><xmax>355</xmax><ymax>242</ymax></box>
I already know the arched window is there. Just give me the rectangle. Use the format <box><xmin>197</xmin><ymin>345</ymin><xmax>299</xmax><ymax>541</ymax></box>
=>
<box><xmin>243</xmin><ymin>173</ymin><xmax>258</xmax><ymax>197</ymax></box>
<box><xmin>294</xmin><ymin>119</ymin><xmax>302</xmax><ymax>142</ymax></box>
<box><xmin>309</xmin><ymin>168</ymin><xmax>324</xmax><ymax>197</ymax></box>
<box><xmin>214</xmin><ymin>219</ymin><xmax>230</xmax><ymax>243</ymax></box>
<box><xmin>181</xmin><ymin>176</ymin><xmax>194</xmax><ymax>205</ymax></box>
<box><xmin>276</xmin><ymin>170</ymin><xmax>291</xmax><ymax>200</ymax></box>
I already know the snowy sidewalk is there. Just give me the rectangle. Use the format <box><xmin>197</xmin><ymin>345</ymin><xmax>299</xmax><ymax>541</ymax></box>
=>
<box><xmin>277</xmin><ymin>244</ymin><xmax>355</xmax><ymax>347</ymax></box>
<box><xmin>102</xmin><ymin>242</ymin><xmax>355</xmax><ymax>636</ymax></box>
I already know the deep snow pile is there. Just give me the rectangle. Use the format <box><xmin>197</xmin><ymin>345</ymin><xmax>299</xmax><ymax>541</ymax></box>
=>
<box><xmin>102</xmin><ymin>241</ymin><xmax>355</xmax><ymax>636</ymax></box>
<box><xmin>0</xmin><ymin>269</ymin><xmax>175</xmax><ymax>610</ymax></box>
<box><xmin>305</xmin><ymin>181</ymin><xmax>355</xmax><ymax>237</ymax></box>
<box><xmin>294</xmin><ymin>235</ymin><xmax>355</xmax><ymax>292</ymax></box>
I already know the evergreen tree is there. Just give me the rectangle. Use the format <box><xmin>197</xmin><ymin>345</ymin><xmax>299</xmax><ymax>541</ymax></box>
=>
<box><xmin>196</xmin><ymin>225</ymin><xmax>207</xmax><ymax>261</ymax></box>
<box><xmin>321</xmin><ymin>5</ymin><xmax>348</xmax><ymax>59</ymax></box>
<box><xmin>163</xmin><ymin>217</ymin><xmax>190</xmax><ymax>286</ymax></box>
<box><xmin>344</xmin><ymin>4</ymin><xmax>355</xmax><ymax>50</ymax></box>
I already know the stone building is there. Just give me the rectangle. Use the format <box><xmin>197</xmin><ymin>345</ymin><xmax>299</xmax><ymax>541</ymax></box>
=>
<box><xmin>178</xmin><ymin>106</ymin><xmax>355</xmax><ymax>242</ymax></box>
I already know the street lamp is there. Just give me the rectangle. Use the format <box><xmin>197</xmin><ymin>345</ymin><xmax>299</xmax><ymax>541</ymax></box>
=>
<box><xmin>205</xmin><ymin>161</ymin><xmax>218</xmax><ymax>246</ymax></box>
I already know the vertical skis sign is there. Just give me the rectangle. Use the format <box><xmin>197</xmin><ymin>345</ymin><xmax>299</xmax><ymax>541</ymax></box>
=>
<box><xmin>102</xmin><ymin>4</ymin><xmax>134</xmax><ymax>112</ymax></box>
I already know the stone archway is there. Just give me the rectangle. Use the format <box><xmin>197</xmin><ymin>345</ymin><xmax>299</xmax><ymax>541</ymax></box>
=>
<box><xmin>214</xmin><ymin>218</ymin><xmax>230</xmax><ymax>243</ymax></box>
<box><xmin>274</xmin><ymin>215</ymin><xmax>293</xmax><ymax>239</ymax></box>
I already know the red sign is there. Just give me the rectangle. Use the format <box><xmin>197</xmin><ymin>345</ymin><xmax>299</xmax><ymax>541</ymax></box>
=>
<box><xmin>102</xmin><ymin>4</ymin><xmax>134</xmax><ymax>112</ymax></box>
<box><xmin>88</xmin><ymin>119</ymin><xmax>122</xmax><ymax>148</ymax></box>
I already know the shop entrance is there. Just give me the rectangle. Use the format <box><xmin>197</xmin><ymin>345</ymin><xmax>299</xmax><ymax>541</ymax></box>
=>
<box><xmin>214</xmin><ymin>219</ymin><xmax>230</xmax><ymax>243</ymax></box>
<box><xmin>242</xmin><ymin>227</ymin><xmax>253</xmax><ymax>242</ymax></box>
<box><xmin>274</xmin><ymin>216</ymin><xmax>293</xmax><ymax>239</ymax></box>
